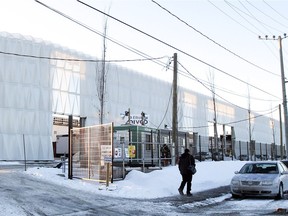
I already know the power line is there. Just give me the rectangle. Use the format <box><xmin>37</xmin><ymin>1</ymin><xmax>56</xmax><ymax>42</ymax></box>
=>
<box><xmin>179</xmin><ymin>105</ymin><xmax>279</xmax><ymax>129</ymax></box>
<box><xmin>0</xmin><ymin>50</ymin><xmax>166</xmax><ymax>63</ymax></box>
<box><xmin>237</xmin><ymin>0</ymin><xmax>273</xmax><ymax>35</ymax></box>
<box><xmin>208</xmin><ymin>0</ymin><xmax>282</xmax><ymax>75</ymax></box>
<box><xmin>208</xmin><ymin>0</ymin><xmax>258</xmax><ymax>36</ymax></box>
<box><xmin>225</xmin><ymin>106</ymin><xmax>278</xmax><ymax>125</ymax></box>
<box><xmin>156</xmin><ymin>83</ymin><xmax>173</xmax><ymax>130</ymax></box>
<box><xmin>178</xmin><ymin>60</ymin><xmax>252</xmax><ymax>111</ymax></box>
<box><xmin>151</xmin><ymin>0</ymin><xmax>279</xmax><ymax>78</ymax></box>
<box><xmin>178</xmin><ymin>61</ymin><xmax>281</xmax><ymax>114</ymax></box>
<box><xmin>225</xmin><ymin>0</ymin><xmax>283</xmax><ymax>33</ymax></box>
<box><xmin>237</xmin><ymin>1</ymin><xmax>281</xmax><ymax>60</ymax></box>
<box><xmin>76</xmin><ymin>0</ymin><xmax>280</xmax><ymax>100</ymax></box>
<box><xmin>245</xmin><ymin>0</ymin><xmax>288</xmax><ymax>30</ymax></box>
<box><xmin>177</xmin><ymin>69</ymin><xmax>281</xmax><ymax>108</ymax></box>
<box><xmin>263</xmin><ymin>0</ymin><xmax>288</xmax><ymax>22</ymax></box>
<box><xmin>34</xmin><ymin>0</ymin><xmax>170</xmax><ymax>70</ymax></box>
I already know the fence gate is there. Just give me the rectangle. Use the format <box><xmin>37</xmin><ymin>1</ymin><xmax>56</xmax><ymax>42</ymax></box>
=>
<box><xmin>70</xmin><ymin>123</ymin><xmax>113</xmax><ymax>183</ymax></box>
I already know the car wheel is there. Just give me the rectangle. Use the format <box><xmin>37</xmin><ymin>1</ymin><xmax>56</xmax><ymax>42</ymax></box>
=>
<box><xmin>275</xmin><ymin>183</ymin><xmax>284</xmax><ymax>200</ymax></box>
<box><xmin>231</xmin><ymin>193</ymin><xmax>240</xmax><ymax>199</ymax></box>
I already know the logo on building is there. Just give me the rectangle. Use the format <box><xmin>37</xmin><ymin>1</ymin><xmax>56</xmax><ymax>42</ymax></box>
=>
<box><xmin>129</xmin><ymin>114</ymin><xmax>149</xmax><ymax>126</ymax></box>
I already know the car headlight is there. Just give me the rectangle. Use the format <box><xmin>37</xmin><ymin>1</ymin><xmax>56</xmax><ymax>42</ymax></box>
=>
<box><xmin>231</xmin><ymin>180</ymin><xmax>240</xmax><ymax>185</ymax></box>
<box><xmin>262</xmin><ymin>181</ymin><xmax>273</xmax><ymax>186</ymax></box>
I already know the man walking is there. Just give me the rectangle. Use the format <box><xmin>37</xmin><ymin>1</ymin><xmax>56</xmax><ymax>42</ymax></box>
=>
<box><xmin>178</xmin><ymin>148</ymin><xmax>196</xmax><ymax>196</ymax></box>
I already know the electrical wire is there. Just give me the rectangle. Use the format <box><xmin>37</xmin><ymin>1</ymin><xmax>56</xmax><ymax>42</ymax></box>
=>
<box><xmin>225</xmin><ymin>0</ymin><xmax>282</xmax><ymax>33</ymax></box>
<box><xmin>178</xmin><ymin>60</ymin><xmax>282</xmax><ymax>113</ymax></box>
<box><xmin>233</xmin><ymin>1</ymin><xmax>281</xmax><ymax>65</ymax></box>
<box><xmin>76</xmin><ymin>0</ymin><xmax>280</xmax><ymax>100</ymax></box>
<box><xmin>156</xmin><ymin>82</ymin><xmax>173</xmax><ymax>130</ymax></box>
<box><xmin>34</xmin><ymin>0</ymin><xmax>170</xmax><ymax>70</ymax></box>
<box><xmin>225</xmin><ymin>106</ymin><xmax>279</xmax><ymax>125</ymax></box>
<box><xmin>178</xmin><ymin>60</ymin><xmax>250</xmax><ymax>111</ymax></box>
<box><xmin>209</xmin><ymin>0</ymin><xmax>285</xmax><ymax>76</ymax></box>
<box><xmin>237</xmin><ymin>0</ymin><xmax>273</xmax><ymax>35</ymax></box>
<box><xmin>151</xmin><ymin>0</ymin><xmax>279</xmax><ymax>78</ymax></box>
<box><xmin>36</xmin><ymin>0</ymin><xmax>282</xmax><ymax>132</ymax></box>
<box><xmin>179</xmin><ymin>105</ymin><xmax>279</xmax><ymax>129</ymax></box>
<box><xmin>0</xmin><ymin>50</ymin><xmax>167</xmax><ymax>63</ymax></box>
<box><xmin>177</xmin><ymin>68</ymin><xmax>280</xmax><ymax>104</ymax></box>
<box><xmin>208</xmin><ymin>0</ymin><xmax>258</xmax><ymax>36</ymax></box>
<box><xmin>263</xmin><ymin>0</ymin><xmax>288</xmax><ymax>22</ymax></box>
<box><xmin>245</xmin><ymin>0</ymin><xmax>288</xmax><ymax>30</ymax></box>
<box><xmin>35</xmin><ymin>0</ymin><xmax>283</xmax><ymax>107</ymax></box>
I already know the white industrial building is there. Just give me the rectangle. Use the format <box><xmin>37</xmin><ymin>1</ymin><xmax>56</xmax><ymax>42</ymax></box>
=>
<box><xmin>0</xmin><ymin>32</ymin><xmax>283</xmax><ymax>160</ymax></box>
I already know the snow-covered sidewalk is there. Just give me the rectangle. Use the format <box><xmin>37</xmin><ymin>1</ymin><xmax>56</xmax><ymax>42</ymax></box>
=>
<box><xmin>23</xmin><ymin>160</ymin><xmax>246</xmax><ymax>199</ymax></box>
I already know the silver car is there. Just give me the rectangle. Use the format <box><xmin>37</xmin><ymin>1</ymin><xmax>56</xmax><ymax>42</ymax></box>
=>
<box><xmin>230</xmin><ymin>161</ymin><xmax>288</xmax><ymax>199</ymax></box>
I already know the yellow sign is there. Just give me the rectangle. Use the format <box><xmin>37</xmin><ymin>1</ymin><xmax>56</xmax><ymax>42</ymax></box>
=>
<box><xmin>128</xmin><ymin>145</ymin><xmax>136</xmax><ymax>158</ymax></box>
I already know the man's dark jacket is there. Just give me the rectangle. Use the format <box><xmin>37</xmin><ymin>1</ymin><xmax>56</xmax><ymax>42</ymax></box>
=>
<box><xmin>178</xmin><ymin>152</ymin><xmax>196</xmax><ymax>175</ymax></box>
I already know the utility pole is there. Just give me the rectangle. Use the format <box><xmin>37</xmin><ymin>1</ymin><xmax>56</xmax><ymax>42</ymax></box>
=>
<box><xmin>172</xmin><ymin>53</ymin><xmax>178</xmax><ymax>164</ymax></box>
<box><xmin>259</xmin><ymin>34</ymin><xmax>288</xmax><ymax>157</ymax></box>
<box><xmin>279</xmin><ymin>104</ymin><xmax>283</xmax><ymax>159</ymax></box>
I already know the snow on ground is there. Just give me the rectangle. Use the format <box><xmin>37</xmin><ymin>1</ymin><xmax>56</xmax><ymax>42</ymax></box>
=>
<box><xmin>22</xmin><ymin>160</ymin><xmax>247</xmax><ymax>199</ymax></box>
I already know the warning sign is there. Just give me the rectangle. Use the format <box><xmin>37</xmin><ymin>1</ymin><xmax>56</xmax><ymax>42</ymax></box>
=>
<box><xmin>101</xmin><ymin>145</ymin><xmax>112</xmax><ymax>165</ymax></box>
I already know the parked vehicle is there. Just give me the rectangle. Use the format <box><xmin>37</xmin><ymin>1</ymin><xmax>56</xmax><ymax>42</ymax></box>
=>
<box><xmin>230</xmin><ymin>161</ymin><xmax>288</xmax><ymax>199</ymax></box>
<box><xmin>194</xmin><ymin>152</ymin><xmax>211</xmax><ymax>161</ymax></box>
<box><xmin>281</xmin><ymin>160</ymin><xmax>288</xmax><ymax>168</ymax></box>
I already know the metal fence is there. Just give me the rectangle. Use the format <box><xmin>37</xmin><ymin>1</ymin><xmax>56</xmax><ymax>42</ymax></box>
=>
<box><xmin>70</xmin><ymin>123</ymin><xmax>286</xmax><ymax>181</ymax></box>
<box><xmin>195</xmin><ymin>135</ymin><xmax>286</xmax><ymax>161</ymax></box>
<box><xmin>112</xmin><ymin>127</ymin><xmax>175</xmax><ymax>180</ymax></box>
<box><xmin>70</xmin><ymin>123</ymin><xmax>113</xmax><ymax>183</ymax></box>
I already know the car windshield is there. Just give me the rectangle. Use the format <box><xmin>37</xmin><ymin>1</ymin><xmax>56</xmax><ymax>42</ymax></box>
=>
<box><xmin>239</xmin><ymin>163</ymin><xmax>279</xmax><ymax>174</ymax></box>
<box><xmin>281</xmin><ymin>161</ymin><xmax>288</xmax><ymax>168</ymax></box>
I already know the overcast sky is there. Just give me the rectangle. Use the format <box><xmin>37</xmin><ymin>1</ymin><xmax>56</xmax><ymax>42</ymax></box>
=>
<box><xmin>1</xmin><ymin>0</ymin><xmax>288</xmax><ymax>117</ymax></box>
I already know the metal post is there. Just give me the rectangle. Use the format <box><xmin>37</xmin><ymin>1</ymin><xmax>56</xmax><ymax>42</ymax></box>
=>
<box><xmin>23</xmin><ymin>134</ymin><xmax>27</xmax><ymax>171</ymax></box>
<box><xmin>199</xmin><ymin>135</ymin><xmax>202</xmax><ymax>162</ymax></box>
<box><xmin>68</xmin><ymin>115</ymin><xmax>73</xmax><ymax>179</ymax></box>
<box><xmin>239</xmin><ymin>141</ymin><xmax>242</xmax><ymax>160</ymax></box>
<box><xmin>247</xmin><ymin>141</ymin><xmax>249</xmax><ymax>161</ymax></box>
<box><xmin>260</xmin><ymin>143</ymin><xmax>262</xmax><ymax>161</ymax></box>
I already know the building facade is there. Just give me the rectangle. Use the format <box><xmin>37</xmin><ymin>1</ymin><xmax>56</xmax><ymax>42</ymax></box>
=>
<box><xmin>0</xmin><ymin>32</ymin><xmax>283</xmax><ymax>160</ymax></box>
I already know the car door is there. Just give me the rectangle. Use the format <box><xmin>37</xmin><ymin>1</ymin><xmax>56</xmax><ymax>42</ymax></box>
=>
<box><xmin>279</xmin><ymin>163</ymin><xmax>288</xmax><ymax>191</ymax></box>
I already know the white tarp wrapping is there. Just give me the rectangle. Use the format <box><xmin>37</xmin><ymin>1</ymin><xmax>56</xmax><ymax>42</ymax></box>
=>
<box><xmin>0</xmin><ymin>33</ymin><xmax>53</xmax><ymax>160</ymax></box>
<box><xmin>0</xmin><ymin>32</ymin><xmax>283</xmax><ymax>160</ymax></box>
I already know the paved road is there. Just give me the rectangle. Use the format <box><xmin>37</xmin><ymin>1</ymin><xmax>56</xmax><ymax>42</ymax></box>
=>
<box><xmin>0</xmin><ymin>167</ymin><xmax>230</xmax><ymax>216</ymax></box>
<box><xmin>1</xmin><ymin>164</ymin><xmax>287</xmax><ymax>215</ymax></box>
<box><xmin>1</xmin><ymin>168</ymin><xmax>191</xmax><ymax>216</ymax></box>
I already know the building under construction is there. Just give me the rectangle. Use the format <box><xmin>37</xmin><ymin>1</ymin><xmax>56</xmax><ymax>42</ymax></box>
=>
<box><xmin>0</xmin><ymin>32</ymin><xmax>284</xmax><ymax>161</ymax></box>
